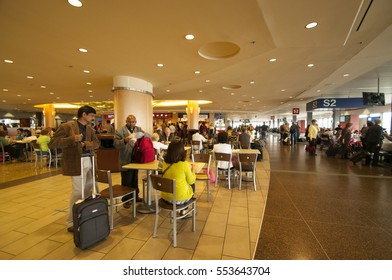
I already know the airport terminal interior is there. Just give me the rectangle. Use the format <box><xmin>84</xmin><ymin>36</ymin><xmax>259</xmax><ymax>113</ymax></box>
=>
<box><xmin>1</xmin><ymin>0</ymin><xmax>392</xmax><ymax>261</ymax></box>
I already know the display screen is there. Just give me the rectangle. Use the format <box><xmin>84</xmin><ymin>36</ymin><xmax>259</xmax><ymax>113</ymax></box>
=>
<box><xmin>362</xmin><ymin>92</ymin><xmax>385</xmax><ymax>106</ymax></box>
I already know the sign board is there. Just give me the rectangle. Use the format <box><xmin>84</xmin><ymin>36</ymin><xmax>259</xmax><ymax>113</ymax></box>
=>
<box><xmin>292</xmin><ymin>108</ymin><xmax>300</xmax><ymax>114</ymax></box>
<box><xmin>306</xmin><ymin>98</ymin><xmax>365</xmax><ymax>111</ymax></box>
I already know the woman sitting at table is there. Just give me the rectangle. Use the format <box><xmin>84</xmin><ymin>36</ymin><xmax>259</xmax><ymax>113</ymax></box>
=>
<box><xmin>0</xmin><ymin>130</ymin><xmax>20</xmax><ymax>160</ymax></box>
<box><xmin>35</xmin><ymin>128</ymin><xmax>51</xmax><ymax>155</ymax></box>
<box><xmin>161</xmin><ymin>141</ymin><xmax>196</xmax><ymax>205</ymax></box>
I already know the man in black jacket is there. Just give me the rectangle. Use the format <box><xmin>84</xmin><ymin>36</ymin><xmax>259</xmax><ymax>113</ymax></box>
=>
<box><xmin>365</xmin><ymin>119</ymin><xmax>384</xmax><ymax>166</ymax></box>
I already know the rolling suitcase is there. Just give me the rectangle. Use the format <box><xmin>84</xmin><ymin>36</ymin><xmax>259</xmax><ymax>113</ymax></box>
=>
<box><xmin>73</xmin><ymin>155</ymin><xmax>110</xmax><ymax>249</ymax></box>
<box><xmin>350</xmin><ymin>149</ymin><xmax>369</xmax><ymax>165</ymax></box>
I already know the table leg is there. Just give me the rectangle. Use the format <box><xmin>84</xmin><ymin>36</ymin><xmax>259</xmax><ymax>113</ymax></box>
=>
<box><xmin>136</xmin><ymin>170</ymin><xmax>156</xmax><ymax>214</ymax></box>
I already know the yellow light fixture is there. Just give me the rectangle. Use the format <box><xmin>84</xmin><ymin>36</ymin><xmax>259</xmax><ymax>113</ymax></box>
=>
<box><xmin>34</xmin><ymin>103</ymin><xmax>80</xmax><ymax>109</ymax></box>
<box><xmin>152</xmin><ymin>100</ymin><xmax>211</xmax><ymax>107</ymax></box>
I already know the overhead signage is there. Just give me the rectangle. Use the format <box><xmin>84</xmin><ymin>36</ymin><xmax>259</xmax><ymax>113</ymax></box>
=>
<box><xmin>306</xmin><ymin>98</ymin><xmax>365</xmax><ymax>111</ymax></box>
<box><xmin>292</xmin><ymin>108</ymin><xmax>300</xmax><ymax>114</ymax></box>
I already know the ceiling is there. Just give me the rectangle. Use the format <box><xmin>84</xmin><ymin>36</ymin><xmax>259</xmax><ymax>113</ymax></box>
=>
<box><xmin>1</xmin><ymin>0</ymin><xmax>392</xmax><ymax>121</ymax></box>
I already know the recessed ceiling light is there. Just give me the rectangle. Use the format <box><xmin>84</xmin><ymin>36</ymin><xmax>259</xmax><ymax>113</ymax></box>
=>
<box><xmin>79</xmin><ymin>48</ymin><xmax>88</xmax><ymax>53</ymax></box>
<box><xmin>230</xmin><ymin>93</ymin><xmax>235</xmax><ymax>96</ymax></box>
<box><xmin>307</xmin><ymin>63</ymin><xmax>314</xmax><ymax>67</ymax></box>
<box><xmin>49</xmin><ymin>92</ymin><xmax>54</xmax><ymax>95</ymax></box>
<box><xmin>86</xmin><ymin>82</ymin><xmax>92</xmax><ymax>85</ymax></box>
<box><xmin>281</xmin><ymin>89</ymin><xmax>286</xmax><ymax>92</ymax></box>
<box><xmin>289</xmin><ymin>96</ymin><xmax>293</xmax><ymax>99</ymax></box>
<box><xmin>27</xmin><ymin>98</ymin><xmax>32</xmax><ymax>101</ymax></box>
<box><xmin>199</xmin><ymin>90</ymin><xmax>203</xmax><ymax>93</ymax></box>
<box><xmin>89</xmin><ymin>95</ymin><xmax>93</xmax><ymax>98</ymax></box>
<box><xmin>4</xmin><ymin>59</ymin><xmax>13</xmax><ymax>64</ymax></box>
<box><xmin>343</xmin><ymin>73</ymin><xmax>349</xmax><ymax>77</ymax></box>
<box><xmin>194</xmin><ymin>70</ymin><xmax>200</xmax><ymax>74</ymax></box>
<box><xmin>88</xmin><ymin>90</ymin><xmax>93</xmax><ymax>93</ymax></box>
<box><xmin>2</xmin><ymin>100</ymin><xmax>6</xmax><ymax>103</ymax></box>
<box><xmin>250</xmin><ymin>81</ymin><xmax>255</xmax><ymax>84</ymax></box>
<box><xmin>157</xmin><ymin>63</ymin><xmax>164</xmax><ymax>67</ymax></box>
<box><xmin>185</xmin><ymin>34</ymin><xmax>195</xmax><ymax>40</ymax></box>
<box><xmin>205</xmin><ymin>79</ymin><xmax>210</xmax><ymax>83</ymax></box>
<box><xmin>269</xmin><ymin>58</ymin><xmax>277</xmax><ymax>62</ymax></box>
<box><xmin>27</xmin><ymin>76</ymin><xmax>33</xmax><ymax>79</ymax></box>
<box><xmin>83</xmin><ymin>70</ymin><xmax>90</xmax><ymax>73</ymax></box>
<box><xmin>56</xmin><ymin>97</ymin><xmax>60</xmax><ymax>99</ymax></box>
<box><xmin>17</xmin><ymin>94</ymin><xmax>21</xmax><ymax>97</ymax></box>
<box><xmin>306</xmin><ymin>22</ymin><xmax>318</xmax><ymax>29</ymax></box>
<box><xmin>68</xmin><ymin>0</ymin><xmax>83</xmax><ymax>8</ymax></box>
<box><xmin>3</xmin><ymin>89</ymin><xmax>8</xmax><ymax>92</ymax></box>
<box><xmin>166</xmin><ymin>89</ymin><xmax>170</xmax><ymax>92</ymax></box>
<box><xmin>251</xmin><ymin>96</ymin><xmax>255</xmax><ymax>99</ymax></box>
<box><xmin>40</xmin><ymin>85</ymin><xmax>46</xmax><ymax>88</ymax></box>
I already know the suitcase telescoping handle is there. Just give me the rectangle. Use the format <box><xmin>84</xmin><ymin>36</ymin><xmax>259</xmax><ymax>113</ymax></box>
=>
<box><xmin>80</xmin><ymin>154</ymin><xmax>98</xmax><ymax>200</ymax></box>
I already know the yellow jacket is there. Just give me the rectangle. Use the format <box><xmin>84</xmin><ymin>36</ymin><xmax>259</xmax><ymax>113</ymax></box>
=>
<box><xmin>308</xmin><ymin>124</ymin><xmax>319</xmax><ymax>140</ymax></box>
<box><xmin>161</xmin><ymin>161</ymin><xmax>195</xmax><ymax>203</ymax></box>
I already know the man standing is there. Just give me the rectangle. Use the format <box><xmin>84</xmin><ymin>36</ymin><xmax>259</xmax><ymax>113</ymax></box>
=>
<box><xmin>365</xmin><ymin>118</ymin><xmax>384</xmax><ymax>166</ymax></box>
<box><xmin>49</xmin><ymin>105</ymin><xmax>100</xmax><ymax>232</ymax></box>
<box><xmin>307</xmin><ymin>119</ymin><xmax>319</xmax><ymax>156</ymax></box>
<box><xmin>113</xmin><ymin>114</ymin><xmax>144</xmax><ymax>206</ymax></box>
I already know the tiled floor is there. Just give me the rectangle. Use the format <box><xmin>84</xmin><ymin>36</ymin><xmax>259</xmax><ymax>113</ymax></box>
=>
<box><xmin>254</xmin><ymin>135</ymin><xmax>392</xmax><ymax>260</ymax></box>
<box><xmin>0</xmin><ymin>150</ymin><xmax>270</xmax><ymax>260</ymax></box>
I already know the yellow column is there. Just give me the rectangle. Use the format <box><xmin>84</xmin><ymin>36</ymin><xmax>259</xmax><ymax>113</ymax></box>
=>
<box><xmin>112</xmin><ymin>76</ymin><xmax>153</xmax><ymax>134</ymax></box>
<box><xmin>186</xmin><ymin>101</ymin><xmax>200</xmax><ymax>130</ymax></box>
<box><xmin>42</xmin><ymin>104</ymin><xmax>56</xmax><ymax>128</ymax></box>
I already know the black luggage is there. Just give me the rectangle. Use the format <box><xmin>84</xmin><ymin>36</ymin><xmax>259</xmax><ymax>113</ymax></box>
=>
<box><xmin>350</xmin><ymin>149</ymin><xmax>369</xmax><ymax>165</ymax></box>
<box><xmin>326</xmin><ymin>144</ymin><xmax>341</xmax><ymax>157</ymax></box>
<box><xmin>73</xmin><ymin>155</ymin><xmax>110</xmax><ymax>249</ymax></box>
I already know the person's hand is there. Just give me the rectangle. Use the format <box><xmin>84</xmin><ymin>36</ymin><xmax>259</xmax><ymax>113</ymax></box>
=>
<box><xmin>74</xmin><ymin>133</ymin><xmax>83</xmax><ymax>142</ymax></box>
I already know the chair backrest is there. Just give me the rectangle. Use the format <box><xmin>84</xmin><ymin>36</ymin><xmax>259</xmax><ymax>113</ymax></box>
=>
<box><xmin>192</xmin><ymin>153</ymin><xmax>211</xmax><ymax>173</ymax></box>
<box><xmin>96</xmin><ymin>169</ymin><xmax>111</xmax><ymax>185</ymax></box>
<box><xmin>214</xmin><ymin>152</ymin><xmax>231</xmax><ymax>162</ymax></box>
<box><xmin>150</xmin><ymin>174</ymin><xmax>176</xmax><ymax>198</ymax></box>
<box><xmin>238</xmin><ymin>154</ymin><xmax>257</xmax><ymax>171</ymax></box>
<box><xmin>191</xmin><ymin>140</ymin><xmax>201</xmax><ymax>153</ymax></box>
<box><xmin>32</xmin><ymin>142</ymin><xmax>41</xmax><ymax>150</ymax></box>
<box><xmin>240</xmin><ymin>141</ymin><xmax>250</xmax><ymax>149</ymax></box>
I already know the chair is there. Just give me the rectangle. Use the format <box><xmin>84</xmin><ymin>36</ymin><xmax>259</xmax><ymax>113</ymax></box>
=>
<box><xmin>0</xmin><ymin>142</ymin><xmax>11</xmax><ymax>164</ymax></box>
<box><xmin>191</xmin><ymin>140</ymin><xmax>202</xmax><ymax>155</ymax></box>
<box><xmin>240</xmin><ymin>140</ymin><xmax>251</xmax><ymax>149</ymax></box>
<box><xmin>32</xmin><ymin>142</ymin><xmax>52</xmax><ymax>168</ymax></box>
<box><xmin>97</xmin><ymin>169</ymin><xmax>136</xmax><ymax>230</ymax></box>
<box><xmin>213</xmin><ymin>152</ymin><xmax>233</xmax><ymax>189</ymax></box>
<box><xmin>235</xmin><ymin>153</ymin><xmax>257</xmax><ymax>191</ymax></box>
<box><xmin>191</xmin><ymin>153</ymin><xmax>212</xmax><ymax>202</ymax></box>
<box><xmin>150</xmin><ymin>174</ymin><xmax>196</xmax><ymax>247</ymax></box>
<box><xmin>54</xmin><ymin>148</ymin><xmax>62</xmax><ymax>168</ymax></box>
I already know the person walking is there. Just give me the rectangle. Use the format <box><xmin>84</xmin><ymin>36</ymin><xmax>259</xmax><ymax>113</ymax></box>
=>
<box><xmin>49</xmin><ymin>105</ymin><xmax>100</xmax><ymax>232</ymax></box>
<box><xmin>365</xmin><ymin>119</ymin><xmax>384</xmax><ymax>166</ymax></box>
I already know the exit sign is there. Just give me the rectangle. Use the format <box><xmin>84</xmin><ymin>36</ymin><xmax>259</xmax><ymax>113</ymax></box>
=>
<box><xmin>292</xmin><ymin>108</ymin><xmax>300</xmax><ymax>114</ymax></box>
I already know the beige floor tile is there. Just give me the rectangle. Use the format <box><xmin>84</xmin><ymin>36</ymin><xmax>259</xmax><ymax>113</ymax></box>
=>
<box><xmin>223</xmin><ymin>225</ymin><xmax>251</xmax><ymax>259</ymax></box>
<box><xmin>102</xmin><ymin>237</ymin><xmax>145</xmax><ymax>260</ymax></box>
<box><xmin>163</xmin><ymin>247</ymin><xmax>194</xmax><ymax>260</ymax></box>
<box><xmin>203</xmin><ymin>212</ymin><xmax>228</xmax><ymax>237</ymax></box>
<box><xmin>47</xmin><ymin>228</ymin><xmax>73</xmax><ymax>243</ymax></box>
<box><xmin>0</xmin><ymin>231</ymin><xmax>27</xmax><ymax>249</ymax></box>
<box><xmin>91</xmin><ymin>224</ymin><xmax>137</xmax><ymax>254</ymax></box>
<box><xmin>0</xmin><ymin>251</ymin><xmax>15</xmax><ymax>260</ymax></box>
<box><xmin>1</xmin><ymin>223</ymin><xmax>64</xmax><ymax>255</ymax></box>
<box><xmin>192</xmin><ymin>235</ymin><xmax>224</xmax><ymax>260</ymax></box>
<box><xmin>227</xmin><ymin>206</ymin><xmax>248</xmax><ymax>227</ymax></box>
<box><xmin>12</xmin><ymin>239</ymin><xmax>63</xmax><ymax>260</ymax></box>
<box><xmin>249</xmin><ymin>217</ymin><xmax>262</xmax><ymax>243</ymax></box>
<box><xmin>0</xmin><ymin>216</ymin><xmax>35</xmax><ymax>236</ymax></box>
<box><xmin>222</xmin><ymin>255</ymin><xmax>248</xmax><ymax>260</ymax></box>
<box><xmin>211</xmin><ymin>197</ymin><xmax>230</xmax><ymax>214</ymax></box>
<box><xmin>41</xmin><ymin>240</ymin><xmax>82</xmax><ymax>260</ymax></box>
<box><xmin>175</xmin><ymin>220</ymin><xmax>204</xmax><ymax>250</ymax></box>
<box><xmin>133</xmin><ymin>228</ymin><xmax>171</xmax><ymax>260</ymax></box>
<box><xmin>72</xmin><ymin>250</ymin><xmax>105</xmax><ymax>260</ymax></box>
<box><xmin>16</xmin><ymin>211</ymin><xmax>67</xmax><ymax>234</ymax></box>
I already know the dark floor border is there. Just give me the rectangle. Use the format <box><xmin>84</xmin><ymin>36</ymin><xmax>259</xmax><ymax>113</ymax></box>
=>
<box><xmin>0</xmin><ymin>170</ymin><xmax>63</xmax><ymax>189</ymax></box>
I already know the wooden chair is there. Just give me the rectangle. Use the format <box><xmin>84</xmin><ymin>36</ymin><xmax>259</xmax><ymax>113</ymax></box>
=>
<box><xmin>0</xmin><ymin>142</ymin><xmax>11</xmax><ymax>164</ymax></box>
<box><xmin>150</xmin><ymin>174</ymin><xmax>196</xmax><ymax>247</ymax></box>
<box><xmin>213</xmin><ymin>152</ymin><xmax>233</xmax><ymax>189</ymax></box>
<box><xmin>235</xmin><ymin>153</ymin><xmax>257</xmax><ymax>191</ymax></box>
<box><xmin>191</xmin><ymin>153</ymin><xmax>212</xmax><ymax>202</ymax></box>
<box><xmin>32</xmin><ymin>142</ymin><xmax>52</xmax><ymax>168</ymax></box>
<box><xmin>54</xmin><ymin>148</ymin><xmax>62</xmax><ymax>168</ymax></box>
<box><xmin>97</xmin><ymin>169</ymin><xmax>136</xmax><ymax>230</ymax></box>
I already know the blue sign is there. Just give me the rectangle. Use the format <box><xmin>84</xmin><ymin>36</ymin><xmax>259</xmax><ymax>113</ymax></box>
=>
<box><xmin>306</xmin><ymin>98</ymin><xmax>365</xmax><ymax>111</ymax></box>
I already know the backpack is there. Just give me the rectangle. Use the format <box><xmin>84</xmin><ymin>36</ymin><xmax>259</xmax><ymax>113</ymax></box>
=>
<box><xmin>132</xmin><ymin>136</ymin><xmax>155</xmax><ymax>163</ymax></box>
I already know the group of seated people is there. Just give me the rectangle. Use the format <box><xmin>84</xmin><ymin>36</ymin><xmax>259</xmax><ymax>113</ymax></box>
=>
<box><xmin>0</xmin><ymin>127</ymin><xmax>53</xmax><ymax>162</ymax></box>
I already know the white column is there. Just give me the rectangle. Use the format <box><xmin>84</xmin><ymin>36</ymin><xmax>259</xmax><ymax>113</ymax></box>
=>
<box><xmin>112</xmin><ymin>76</ymin><xmax>153</xmax><ymax>134</ymax></box>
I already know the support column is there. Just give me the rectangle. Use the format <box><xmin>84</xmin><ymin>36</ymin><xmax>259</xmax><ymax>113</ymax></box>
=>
<box><xmin>307</xmin><ymin>111</ymin><xmax>313</xmax><ymax>125</ymax></box>
<box><xmin>42</xmin><ymin>104</ymin><xmax>56</xmax><ymax>128</ymax></box>
<box><xmin>186</xmin><ymin>101</ymin><xmax>200</xmax><ymax>130</ymax></box>
<box><xmin>113</xmin><ymin>76</ymin><xmax>153</xmax><ymax>134</ymax></box>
